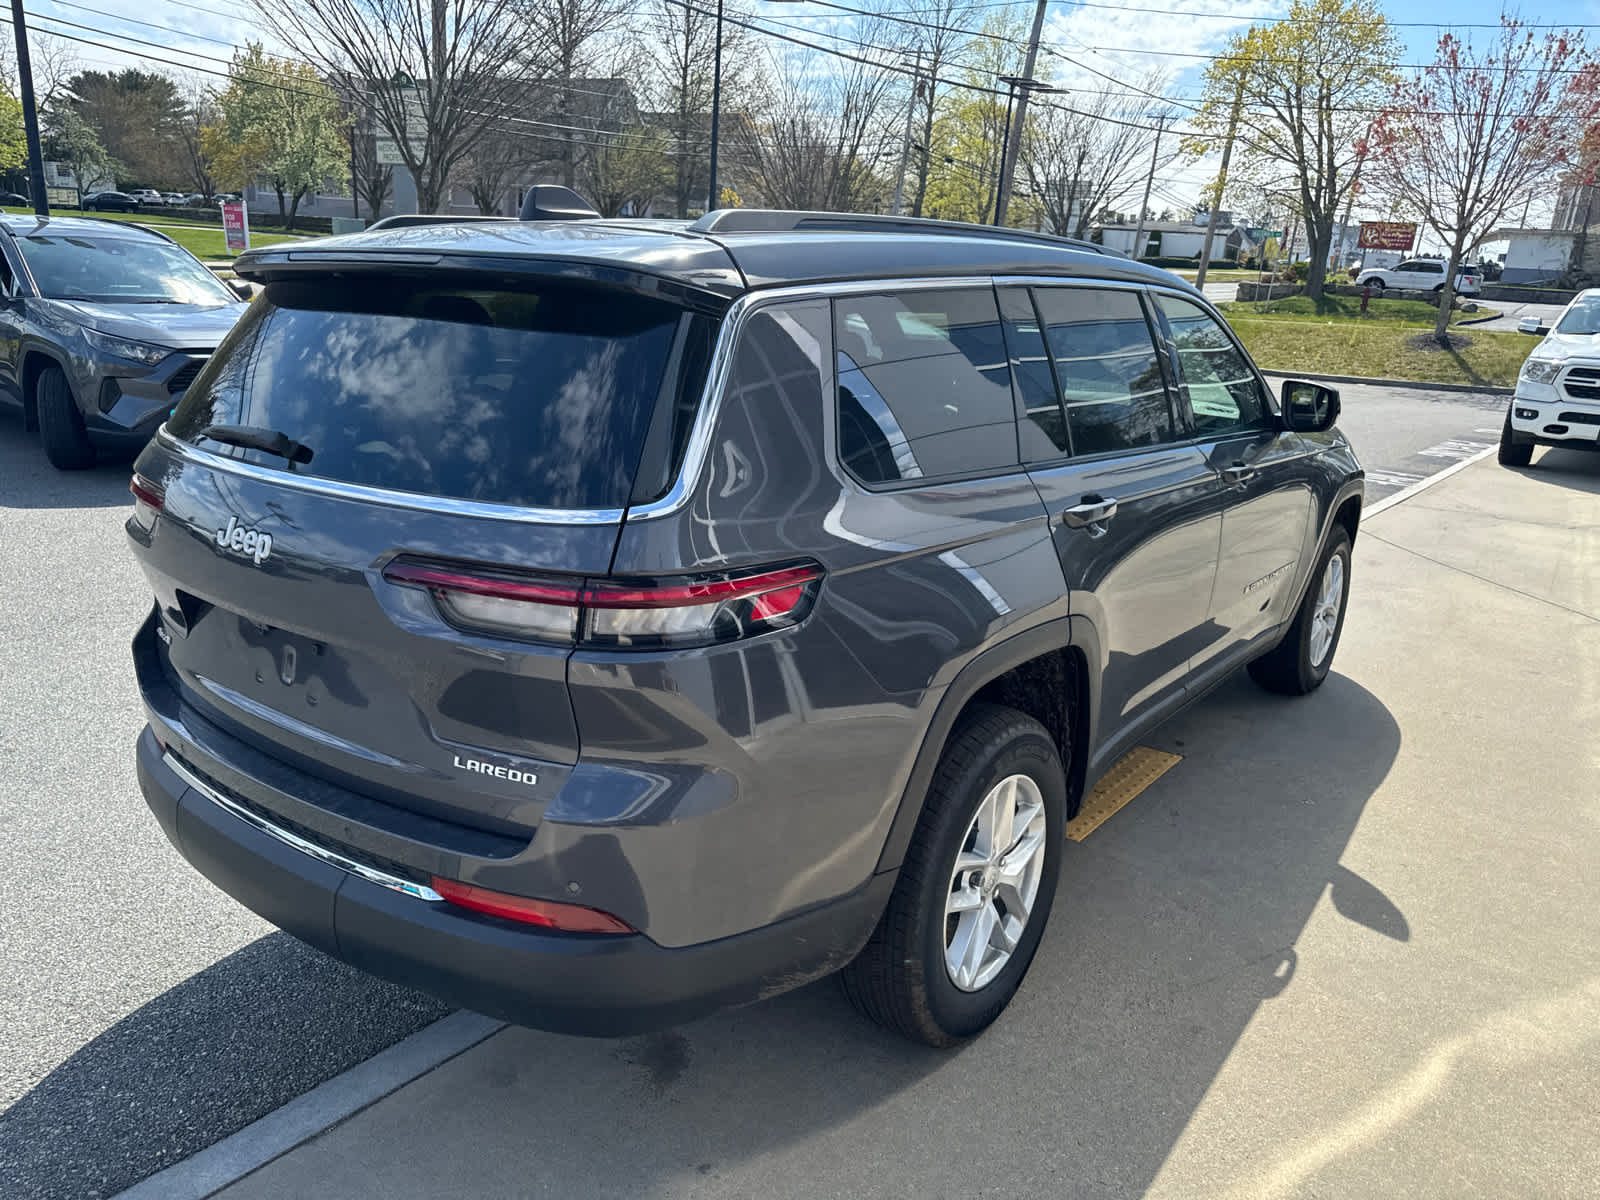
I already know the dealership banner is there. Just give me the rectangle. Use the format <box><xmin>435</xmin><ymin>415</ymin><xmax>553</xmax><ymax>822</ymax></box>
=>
<box><xmin>1357</xmin><ymin>221</ymin><xmax>1417</xmax><ymax>251</ymax></box>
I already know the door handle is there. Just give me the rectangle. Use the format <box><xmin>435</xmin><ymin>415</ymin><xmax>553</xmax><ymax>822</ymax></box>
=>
<box><xmin>1061</xmin><ymin>495</ymin><xmax>1118</xmax><ymax>531</ymax></box>
<box><xmin>1221</xmin><ymin>463</ymin><xmax>1256</xmax><ymax>485</ymax></box>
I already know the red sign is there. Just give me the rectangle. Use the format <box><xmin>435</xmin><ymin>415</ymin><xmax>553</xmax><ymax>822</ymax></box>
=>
<box><xmin>222</xmin><ymin>201</ymin><xmax>250</xmax><ymax>254</ymax></box>
<box><xmin>1357</xmin><ymin>221</ymin><xmax>1416</xmax><ymax>251</ymax></box>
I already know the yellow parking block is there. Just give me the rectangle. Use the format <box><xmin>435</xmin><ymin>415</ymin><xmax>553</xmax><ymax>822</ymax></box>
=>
<box><xmin>1064</xmin><ymin>746</ymin><xmax>1183</xmax><ymax>841</ymax></box>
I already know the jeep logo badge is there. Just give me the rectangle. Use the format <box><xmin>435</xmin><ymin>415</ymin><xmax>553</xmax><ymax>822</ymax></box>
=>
<box><xmin>215</xmin><ymin>515</ymin><xmax>273</xmax><ymax>565</ymax></box>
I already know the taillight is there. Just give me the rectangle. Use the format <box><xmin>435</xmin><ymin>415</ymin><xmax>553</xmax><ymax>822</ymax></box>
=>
<box><xmin>382</xmin><ymin>558</ymin><xmax>823</xmax><ymax>649</ymax></box>
<box><xmin>130</xmin><ymin>473</ymin><xmax>164</xmax><ymax>527</ymax></box>
<box><xmin>430</xmin><ymin>877</ymin><xmax>635</xmax><ymax>934</ymax></box>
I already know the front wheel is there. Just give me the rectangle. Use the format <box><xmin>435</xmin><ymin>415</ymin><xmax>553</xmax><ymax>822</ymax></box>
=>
<box><xmin>1499</xmin><ymin>408</ymin><xmax>1534</xmax><ymax>467</ymax></box>
<box><xmin>841</xmin><ymin>703</ymin><xmax>1066</xmax><ymax>1046</ymax></box>
<box><xmin>1361</xmin><ymin>277</ymin><xmax>1384</xmax><ymax>292</ymax></box>
<box><xmin>36</xmin><ymin>365</ymin><xmax>95</xmax><ymax>470</ymax></box>
<box><xmin>1248</xmin><ymin>529</ymin><xmax>1352</xmax><ymax>696</ymax></box>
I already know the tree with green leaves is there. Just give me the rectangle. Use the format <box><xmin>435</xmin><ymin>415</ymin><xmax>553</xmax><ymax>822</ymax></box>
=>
<box><xmin>210</xmin><ymin>45</ymin><xmax>348</xmax><ymax>231</ymax></box>
<box><xmin>43</xmin><ymin>103</ymin><xmax>117</xmax><ymax>202</ymax></box>
<box><xmin>1187</xmin><ymin>0</ymin><xmax>1399</xmax><ymax>299</ymax></box>
<box><xmin>0</xmin><ymin>93</ymin><xmax>27</xmax><ymax>178</ymax></box>
<box><xmin>64</xmin><ymin>69</ymin><xmax>188</xmax><ymax>188</ymax></box>
<box><xmin>921</xmin><ymin>12</ymin><xmax>1028</xmax><ymax>225</ymax></box>
<box><xmin>582</xmin><ymin>124</ymin><xmax>671</xmax><ymax>216</ymax></box>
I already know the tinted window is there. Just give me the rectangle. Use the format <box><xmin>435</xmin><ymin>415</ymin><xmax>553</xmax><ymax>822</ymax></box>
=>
<box><xmin>16</xmin><ymin>235</ymin><xmax>233</xmax><ymax>304</ymax></box>
<box><xmin>1156</xmin><ymin>294</ymin><xmax>1272</xmax><ymax>437</ymax></box>
<box><xmin>168</xmin><ymin>276</ymin><xmax>686</xmax><ymax>510</ymax></box>
<box><xmin>997</xmin><ymin>286</ymin><xmax>1068</xmax><ymax>459</ymax></box>
<box><xmin>835</xmin><ymin>288</ymin><xmax>1017</xmax><ymax>484</ymax></box>
<box><xmin>1033</xmin><ymin>287</ymin><xmax>1174</xmax><ymax>455</ymax></box>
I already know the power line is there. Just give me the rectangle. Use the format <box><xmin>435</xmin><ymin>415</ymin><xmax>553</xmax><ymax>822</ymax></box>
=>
<box><xmin>869</xmin><ymin>0</ymin><xmax>1600</xmax><ymax>31</ymax></box>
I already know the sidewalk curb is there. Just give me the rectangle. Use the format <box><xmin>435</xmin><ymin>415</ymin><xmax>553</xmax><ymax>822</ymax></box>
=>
<box><xmin>108</xmin><ymin>1011</ymin><xmax>505</xmax><ymax>1200</ymax></box>
<box><xmin>1261</xmin><ymin>369</ymin><xmax>1513</xmax><ymax>396</ymax></box>
<box><xmin>1366</xmin><ymin>446</ymin><xmax>1498</xmax><ymax>517</ymax></box>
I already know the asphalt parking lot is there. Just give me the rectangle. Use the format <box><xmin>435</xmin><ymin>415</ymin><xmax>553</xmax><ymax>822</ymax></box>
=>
<box><xmin>1</xmin><ymin>379</ymin><xmax>1591</xmax><ymax>1198</ymax></box>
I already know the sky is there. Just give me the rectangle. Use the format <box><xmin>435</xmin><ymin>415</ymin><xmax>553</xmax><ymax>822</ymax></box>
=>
<box><xmin>16</xmin><ymin>0</ymin><xmax>1600</xmax><ymax>233</ymax></box>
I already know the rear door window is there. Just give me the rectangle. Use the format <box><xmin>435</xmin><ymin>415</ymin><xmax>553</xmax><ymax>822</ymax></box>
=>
<box><xmin>167</xmin><ymin>275</ymin><xmax>691</xmax><ymax>511</ymax></box>
<box><xmin>1032</xmin><ymin>286</ymin><xmax>1176</xmax><ymax>455</ymax></box>
<box><xmin>834</xmin><ymin>287</ymin><xmax>1018</xmax><ymax>484</ymax></box>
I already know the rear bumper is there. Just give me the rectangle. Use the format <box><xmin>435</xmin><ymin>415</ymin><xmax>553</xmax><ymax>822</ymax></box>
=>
<box><xmin>136</xmin><ymin>726</ymin><xmax>893</xmax><ymax>1035</ymax></box>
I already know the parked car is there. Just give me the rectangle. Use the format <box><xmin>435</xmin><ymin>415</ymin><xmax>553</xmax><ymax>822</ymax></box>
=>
<box><xmin>1357</xmin><ymin>257</ymin><xmax>1481</xmax><ymax>295</ymax></box>
<box><xmin>0</xmin><ymin>191</ymin><xmax>30</xmax><ymax>207</ymax></box>
<box><xmin>128</xmin><ymin>188</ymin><xmax>163</xmax><ymax>205</ymax></box>
<box><xmin>0</xmin><ymin>213</ymin><xmax>248</xmax><ymax>468</ymax></box>
<box><xmin>214</xmin><ymin>193</ymin><xmax>241</xmax><ymax>205</ymax></box>
<box><xmin>181</xmin><ymin>193</ymin><xmax>210</xmax><ymax>207</ymax></box>
<box><xmin>126</xmin><ymin>210</ymin><xmax>1363</xmax><ymax>1046</ymax></box>
<box><xmin>162</xmin><ymin>192</ymin><xmax>187</xmax><ymax>206</ymax></box>
<box><xmin>1500</xmin><ymin>288</ymin><xmax>1600</xmax><ymax>467</ymax></box>
<box><xmin>81</xmin><ymin>191</ymin><xmax>140</xmax><ymax>213</ymax></box>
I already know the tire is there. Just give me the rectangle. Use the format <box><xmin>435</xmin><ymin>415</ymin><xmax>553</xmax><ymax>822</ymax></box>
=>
<box><xmin>1248</xmin><ymin>529</ymin><xmax>1352</xmax><ymax>696</ymax></box>
<box><xmin>35</xmin><ymin>365</ymin><xmax>95</xmax><ymax>470</ymax></box>
<box><xmin>841</xmin><ymin>702</ymin><xmax>1066</xmax><ymax>1047</ymax></box>
<box><xmin>1361</xmin><ymin>277</ymin><xmax>1384</xmax><ymax>292</ymax></box>
<box><xmin>1498</xmin><ymin>408</ymin><xmax>1534</xmax><ymax>467</ymax></box>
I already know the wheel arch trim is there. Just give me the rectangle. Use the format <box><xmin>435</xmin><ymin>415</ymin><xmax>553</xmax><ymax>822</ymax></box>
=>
<box><xmin>873</xmin><ymin>616</ymin><xmax>1101</xmax><ymax>875</ymax></box>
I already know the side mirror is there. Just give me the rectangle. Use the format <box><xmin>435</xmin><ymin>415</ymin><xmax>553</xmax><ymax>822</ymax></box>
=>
<box><xmin>1517</xmin><ymin>317</ymin><xmax>1550</xmax><ymax>336</ymax></box>
<box><xmin>1280</xmin><ymin>380</ymin><xmax>1340</xmax><ymax>433</ymax></box>
<box><xmin>229</xmin><ymin>280</ymin><xmax>254</xmax><ymax>301</ymax></box>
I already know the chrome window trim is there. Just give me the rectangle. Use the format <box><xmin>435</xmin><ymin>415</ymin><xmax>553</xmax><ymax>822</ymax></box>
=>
<box><xmin>627</xmin><ymin>276</ymin><xmax>999</xmax><ymax>521</ymax></box>
<box><xmin>154</xmin><ymin>429</ymin><xmax>627</xmax><ymax>526</ymax></box>
<box><xmin>164</xmin><ymin>751</ymin><xmax>444</xmax><ymax>903</ymax></box>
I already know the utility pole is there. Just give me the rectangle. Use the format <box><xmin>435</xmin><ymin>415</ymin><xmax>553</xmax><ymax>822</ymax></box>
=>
<box><xmin>706</xmin><ymin>0</ymin><xmax>724</xmax><ymax>213</ymax></box>
<box><xmin>1130</xmin><ymin>114</ymin><xmax>1166</xmax><ymax>262</ymax></box>
<box><xmin>1195</xmin><ymin>80</ymin><xmax>1243</xmax><ymax>289</ymax></box>
<box><xmin>891</xmin><ymin>54</ymin><xmax>921</xmax><ymax>216</ymax></box>
<box><xmin>993</xmin><ymin>0</ymin><xmax>1048</xmax><ymax>227</ymax></box>
<box><xmin>10</xmin><ymin>0</ymin><xmax>50</xmax><ymax>217</ymax></box>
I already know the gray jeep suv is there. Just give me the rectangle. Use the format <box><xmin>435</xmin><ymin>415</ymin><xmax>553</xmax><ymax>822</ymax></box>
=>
<box><xmin>127</xmin><ymin>211</ymin><xmax>1362</xmax><ymax>1046</ymax></box>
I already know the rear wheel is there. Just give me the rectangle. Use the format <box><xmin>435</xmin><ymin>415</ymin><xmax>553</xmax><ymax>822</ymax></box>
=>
<box><xmin>36</xmin><ymin>365</ymin><xmax>95</xmax><ymax>470</ymax></box>
<box><xmin>1499</xmin><ymin>408</ymin><xmax>1534</xmax><ymax>467</ymax></box>
<box><xmin>1361</xmin><ymin>277</ymin><xmax>1384</xmax><ymax>292</ymax></box>
<box><xmin>841</xmin><ymin>703</ymin><xmax>1065</xmax><ymax>1047</ymax></box>
<box><xmin>1248</xmin><ymin>529</ymin><xmax>1351</xmax><ymax>696</ymax></box>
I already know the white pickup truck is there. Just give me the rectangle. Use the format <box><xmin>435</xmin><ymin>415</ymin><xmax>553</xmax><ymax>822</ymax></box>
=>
<box><xmin>1357</xmin><ymin>257</ymin><xmax>1481</xmax><ymax>295</ymax></box>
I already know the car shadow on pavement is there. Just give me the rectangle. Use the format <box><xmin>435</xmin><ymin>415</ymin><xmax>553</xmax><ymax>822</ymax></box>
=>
<box><xmin>0</xmin><ymin>935</ymin><xmax>451</xmax><ymax>1200</ymax></box>
<box><xmin>1519</xmin><ymin>447</ymin><xmax>1600</xmax><ymax>492</ymax></box>
<box><xmin>0</xmin><ymin>411</ymin><xmax>141</xmax><ymax>510</ymax></box>
<box><xmin>183</xmin><ymin>670</ymin><xmax>1403</xmax><ymax>1200</ymax></box>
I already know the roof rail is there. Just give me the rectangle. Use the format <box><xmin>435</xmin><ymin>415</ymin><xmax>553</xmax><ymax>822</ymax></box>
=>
<box><xmin>687</xmin><ymin>209</ymin><xmax>1127</xmax><ymax>258</ymax></box>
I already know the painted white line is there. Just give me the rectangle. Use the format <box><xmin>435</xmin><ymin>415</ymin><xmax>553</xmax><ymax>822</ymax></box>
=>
<box><xmin>1367</xmin><ymin>445</ymin><xmax>1498</xmax><ymax>517</ymax></box>
<box><xmin>1363</xmin><ymin>469</ymin><xmax>1426</xmax><ymax>489</ymax></box>
<box><xmin>109</xmin><ymin>1010</ymin><xmax>505</xmax><ymax>1200</ymax></box>
<box><xmin>1415</xmin><ymin>438</ymin><xmax>1492</xmax><ymax>460</ymax></box>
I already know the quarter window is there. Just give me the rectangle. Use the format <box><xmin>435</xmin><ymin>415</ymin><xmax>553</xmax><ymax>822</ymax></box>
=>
<box><xmin>1155</xmin><ymin>294</ymin><xmax>1272</xmax><ymax>437</ymax></box>
<box><xmin>1032</xmin><ymin>286</ymin><xmax>1175</xmax><ymax>456</ymax></box>
<box><xmin>834</xmin><ymin>288</ymin><xmax>1018</xmax><ymax>484</ymax></box>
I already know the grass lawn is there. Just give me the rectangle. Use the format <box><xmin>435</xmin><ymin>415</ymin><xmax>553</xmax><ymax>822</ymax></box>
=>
<box><xmin>1</xmin><ymin>205</ymin><xmax>317</xmax><ymax>261</ymax></box>
<box><xmin>1220</xmin><ymin>297</ymin><xmax>1536</xmax><ymax>387</ymax></box>
<box><xmin>1173</xmin><ymin>268</ymin><xmax>1262</xmax><ymax>283</ymax></box>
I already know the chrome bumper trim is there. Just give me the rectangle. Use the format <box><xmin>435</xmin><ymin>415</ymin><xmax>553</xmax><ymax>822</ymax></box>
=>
<box><xmin>163</xmin><ymin>752</ymin><xmax>444</xmax><ymax>902</ymax></box>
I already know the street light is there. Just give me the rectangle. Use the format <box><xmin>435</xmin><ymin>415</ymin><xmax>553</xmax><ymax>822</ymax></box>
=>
<box><xmin>992</xmin><ymin>75</ymin><xmax>1056</xmax><ymax>226</ymax></box>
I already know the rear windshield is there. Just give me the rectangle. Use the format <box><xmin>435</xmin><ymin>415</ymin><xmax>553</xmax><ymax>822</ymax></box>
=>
<box><xmin>167</xmin><ymin>275</ymin><xmax>691</xmax><ymax>510</ymax></box>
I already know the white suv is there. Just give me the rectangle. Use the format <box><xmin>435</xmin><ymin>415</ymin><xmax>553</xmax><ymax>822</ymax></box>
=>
<box><xmin>1357</xmin><ymin>258</ymin><xmax>1481</xmax><ymax>295</ymax></box>
<box><xmin>1500</xmin><ymin>289</ymin><xmax>1600</xmax><ymax>466</ymax></box>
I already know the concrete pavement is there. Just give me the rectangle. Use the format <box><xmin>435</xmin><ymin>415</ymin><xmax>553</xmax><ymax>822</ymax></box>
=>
<box><xmin>212</xmin><ymin>449</ymin><xmax>1600</xmax><ymax>1198</ymax></box>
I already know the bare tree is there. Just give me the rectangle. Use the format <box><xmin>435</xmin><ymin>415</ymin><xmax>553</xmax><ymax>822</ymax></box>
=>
<box><xmin>1022</xmin><ymin>75</ymin><xmax>1178</xmax><ymax>239</ymax></box>
<box><xmin>640</xmin><ymin>0</ymin><xmax>750</xmax><ymax>217</ymax></box>
<box><xmin>735</xmin><ymin>28</ymin><xmax>903</xmax><ymax>212</ymax></box>
<box><xmin>1367</xmin><ymin>19</ymin><xmax>1600</xmax><ymax>341</ymax></box>
<box><xmin>251</xmin><ymin>0</ymin><xmax>530</xmax><ymax>212</ymax></box>
<box><xmin>457</xmin><ymin>127</ymin><xmax>526</xmax><ymax>213</ymax></box>
<box><xmin>582</xmin><ymin>124</ymin><xmax>672</xmax><ymax>216</ymax></box>
<box><xmin>901</xmin><ymin>0</ymin><xmax>981</xmax><ymax>218</ymax></box>
<box><xmin>1</xmin><ymin>32</ymin><xmax>77</xmax><ymax>107</ymax></box>
<box><xmin>520</xmin><ymin>0</ymin><xmax>631</xmax><ymax>189</ymax></box>
<box><xmin>350</xmin><ymin>128</ymin><xmax>394</xmax><ymax>219</ymax></box>
<box><xmin>176</xmin><ymin>83</ymin><xmax>220</xmax><ymax>199</ymax></box>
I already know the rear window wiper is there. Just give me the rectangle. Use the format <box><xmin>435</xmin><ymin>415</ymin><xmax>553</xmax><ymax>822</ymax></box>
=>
<box><xmin>200</xmin><ymin>423</ymin><xmax>314</xmax><ymax>465</ymax></box>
